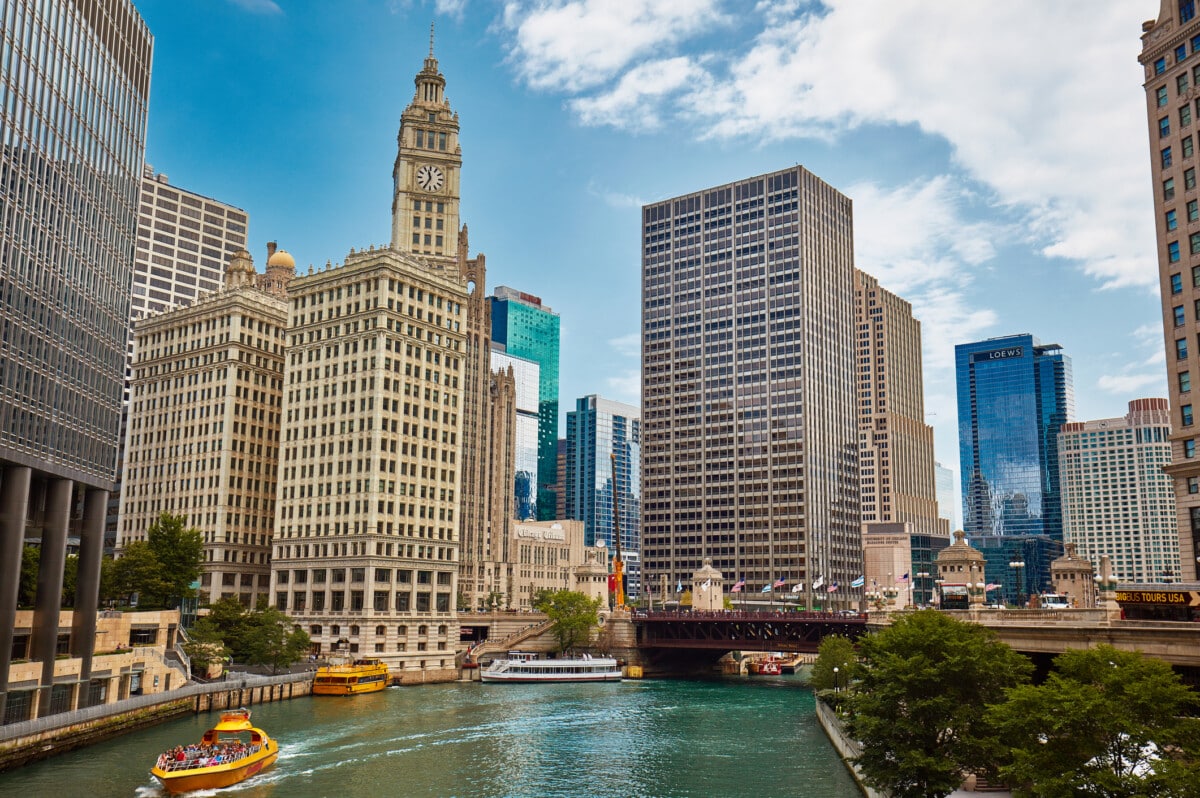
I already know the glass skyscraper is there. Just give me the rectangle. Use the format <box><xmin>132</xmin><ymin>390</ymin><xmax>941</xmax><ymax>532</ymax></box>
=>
<box><xmin>0</xmin><ymin>0</ymin><xmax>153</xmax><ymax>721</ymax></box>
<box><xmin>956</xmin><ymin>334</ymin><xmax>1074</xmax><ymax>601</ymax></box>
<box><xmin>565</xmin><ymin>396</ymin><xmax>641</xmax><ymax>595</ymax></box>
<box><xmin>491</xmin><ymin>347</ymin><xmax>540</xmax><ymax>520</ymax></box>
<box><xmin>490</xmin><ymin>286</ymin><xmax>560</xmax><ymax>521</ymax></box>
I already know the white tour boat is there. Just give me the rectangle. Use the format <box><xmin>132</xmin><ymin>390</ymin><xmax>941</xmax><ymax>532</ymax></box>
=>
<box><xmin>480</xmin><ymin>651</ymin><xmax>623</xmax><ymax>683</ymax></box>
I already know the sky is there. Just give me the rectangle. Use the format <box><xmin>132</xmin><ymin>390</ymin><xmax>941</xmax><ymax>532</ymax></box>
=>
<box><xmin>134</xmin><ymin>0</ymin><xmax>1167</xmax><ymax>520</ymax></box>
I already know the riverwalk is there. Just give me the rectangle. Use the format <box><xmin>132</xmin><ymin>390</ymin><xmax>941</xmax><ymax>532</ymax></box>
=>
<box><xmin>0</xmin><ymin>671</ymin><xmax>312</xmax><ymax>771</ymax></box>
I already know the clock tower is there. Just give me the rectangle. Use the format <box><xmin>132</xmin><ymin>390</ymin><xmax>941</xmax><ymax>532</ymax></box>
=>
<box><xmin>391</xmin><ymin>30</ymin><xmax>461</xmax><ymax>261</ymax></box>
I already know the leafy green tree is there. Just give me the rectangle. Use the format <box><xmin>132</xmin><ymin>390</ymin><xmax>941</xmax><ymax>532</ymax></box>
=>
<box><xmin>532</xmin><ymin>589</ymin><xmax>602</xmax><ymax>655</ymax></box>
<box><xmin>18</xmin><ymin>545</ymin><xmax>39</xmax><ymax>607</ymax></box>
<box><xmin>810</xmin><ymin>634</ymin><xmax>855</xmax><ymax>693</ymax></box>
<box><xmin>145</xmin><ymin>513</ymin><xmax>203</xmax><ymax>605</ymax></box>
<box><xmin>61</xmin><ymin>554</ymin><xmax>78</xmax><ymax>607</ymax></box>
<box><xmin>846</xmin><ymin>610</ymin><xmax>1032</xmax><ymax>798</ymax></box>
<box><xmin>206</xmin><ymin>596</ymin><xmax>252</xmax><ymax>660</ymax></box>
<box><xmin>181</xmin><ymin>615</ymin><xmax>230</xmax><ymax>676</ymax></box>
<box><xmin>987</xmin><ymin>644</ymin><xmax>1200</xmax><ymax>797</ymax></box>
<box><xmin>243</xmin><ymin>605</ymin><xmax>311</xmax><ymax>674</ymax></box>
<box><xmin>111</xmin><ymin>541</ymin><xmax>170</xmax><ymax>607</ymax></box>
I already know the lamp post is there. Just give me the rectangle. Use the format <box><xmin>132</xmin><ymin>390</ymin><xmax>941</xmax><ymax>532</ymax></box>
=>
<box><xmin>1008</xmin><ymin>560</ymin><xmax>1025</xmax><ymax>608</ymax></box>
<box><xmin>1095</xmin><ymin>554</ymin><xmax>1119</xmax><ymax>609</ymax></box>
<box><xmin>915</xmin><ymin>571</ymin><xmax>930</xmax><ymax>607</ymax></box>
<box><xmin>934</xmin><ymin>578</ymin><xmax>944</xmax><ymax>609</ymax></box>
<box><xmin>833</xmin><ymin>666</ymin><xmax>840</xmax><ymax>693</ymax></box>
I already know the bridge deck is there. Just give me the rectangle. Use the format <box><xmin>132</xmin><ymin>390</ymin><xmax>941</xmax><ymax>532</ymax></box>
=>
<box><xmin>634</xmin><ymin>610</ymin><xmax>867</xmax><ymax>653</ymax></box>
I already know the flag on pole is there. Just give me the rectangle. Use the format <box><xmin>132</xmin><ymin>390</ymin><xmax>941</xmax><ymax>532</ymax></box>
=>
<box><xmin>985</xmin><ymin>583</ymin><xmax>1001</xmax><ymax>591</ymax></box>
<box><xmin>676</xmin><ymin>581</ymin><xmax>683</xmax><ymax>593</ymax></box>
<box><xmin>791</xmin><ymin>582</ymin><xmax>804</xmax><ymax>593</ymax></box>
<box><xmin>701</xmin><ymin>579</ymin><xmax>711</xmax><ymax>592</ymax></box>
<box><xmin>813</xmin><ymin>575</ymin><xmax>825</xmax><ymax>590</ymax></box>
<box><xmin>773</xmin><ymin>576</ymin><xmax>786</xmax><ymax>588</ymax></box>
<box><xmin>827</xmin><ymin>581</ymin><xmax>839</xmax><ymax>593</ymax></box>
<box><xmin>731</xmin><ymin>578</ymin><xmax>745</xmax><ymax>593</ymax></box>
<box><xmin>760</xmin><ymin>583</ymin><xmax>772</xmax><ymax>594</ymax></box>
<box><xmin>896</xmin><ymin>573</ymin><xmax>910</xmax><ymax>584</ymax></box>
<box><xmin>850</xmin><ymin>575</ymin><xmax>865</xmax><ymax>588</ymax></box>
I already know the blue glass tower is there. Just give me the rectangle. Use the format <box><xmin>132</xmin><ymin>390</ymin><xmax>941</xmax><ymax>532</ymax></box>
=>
<box><xmin>490</xmin><ymin>287</ymin><xmax>560</xmax><ymax>521</ymax></box>
<box><xmin>565</xmin><ymin>396</ymin><xmax>641</xmax><ymax>596</ymax></box>
<box><xmin>956</xmin><ymin>334</ymin><xmax>1073</xmax><ymax>602</ymax></box>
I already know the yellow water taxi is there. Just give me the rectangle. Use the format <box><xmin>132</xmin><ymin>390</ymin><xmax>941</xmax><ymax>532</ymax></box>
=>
<box><xmin>313</xmin><ymin>658</ymin><xmax>390</xmax><ymax>695</ymax></box>
<box><xmin>151</xmin><ymin>708</ymin><xmax>277</xmax><ymax>794</ymax></box>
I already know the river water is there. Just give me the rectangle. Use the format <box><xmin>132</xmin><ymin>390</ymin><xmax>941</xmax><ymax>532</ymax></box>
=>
<box><xmin>0</xmin><ymin>677</ymin><xmax>862</xmax><ymax>797</ymax></box>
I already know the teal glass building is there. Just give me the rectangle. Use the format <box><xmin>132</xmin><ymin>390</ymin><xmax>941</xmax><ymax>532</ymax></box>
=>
<box><xmin>955</xmin><ymin>334</ymin><xmax>1073</xmax><ymax>602</ymax></box>
<box><xmin>565</xmin><ymin>396</ymin><xmax>641</xmax><ymax>596</ymax></box>
<box><xmin>490</xmin><ymin>287</ymin><xmax>560</xmax><ymax>521</ymax></box>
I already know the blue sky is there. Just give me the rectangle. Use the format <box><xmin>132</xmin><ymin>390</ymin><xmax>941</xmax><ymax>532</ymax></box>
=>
<box><xmin>134</xmin><ymin>0</ymin><xmax>1165</xmax><ymax>508</ymax></box>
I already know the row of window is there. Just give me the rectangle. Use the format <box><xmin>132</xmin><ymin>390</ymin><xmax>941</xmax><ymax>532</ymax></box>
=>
<box><xmin>1151</xmin><ymin>26</ymin><xmax>1200</xmax><ymax>76</ymax></box>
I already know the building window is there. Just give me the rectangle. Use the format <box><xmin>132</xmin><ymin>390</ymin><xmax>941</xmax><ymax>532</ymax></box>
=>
<box><xmin>1184</xmin><ymin>405</ymin><xmax>1194</xmax><ymax>427</ymax></box>
<box><xmin>1169</xmin><ymin>209</ymin><xmax>1180</xmax><ymax>231</ymax></box>
<box><xmin>1184</xmin><ymin>105</ymin><xmax>1194</xmax><ymax>128</ymax></box>
<box><xmin>1166</xmin><ymin>177</ymin><xmax>1177</xmax><ymax>201</ymax></box>
<box><xmin>1183</xmin><ymin>1</ymin><xmax>1197</xmax><ymax>24</ymax></box>
<box><xmin>1170</xmin><ymin>241</ymin><xmax>1182</xmax><ymax>263</ymax></box>
<box><xmin>1161</xmin><ymin>116</ymin><xmax>1172</xmax><ymax>138</ymax></box>
<box><xmin>1189</xmin><ymin>476</ymin><xmax>1200</xmax><ymax>493</ymax></box>
<box><xmin>1160</xmin><ymin>85</ymin><xmax>1171</xmax><ymax>107</ymax></box>
<box><xmin>1181</xmin><ymin>74</ymin><xmax>1191</xmax><ymax>96</ymax></box>
<box><xmin>1165</xmin><ymin>147</ymin><xmax>1175</xmax><ymax>169</ymax></box>
<box><xmin>1176</xmin><ymin>305</ymin><xmax>1187</xmax><ymax>327</ymax></box>
<box><xmin>1187</xmin><ymin>439</ymin><xmax>1197</xmax><ymax>458</ymax></box>
<box><xmin>1181</xmin><ymin>371</ymin><xmax>1192</xmax><ymax>393</ymax></box>
<box><xmin>1172</xmin><ymin>272</ymin><xmax>1184</xmax><ymax>293</ymax></box>
<box><xmin>1157</xmin><ymin>57</ymin><xmax>1168</xmax><ymax>75</ymax></box>
<box><xmin>1191</xmin><ymin>200</ymin><xmax>1200</xmax><ymax>222</ymax></box>
<box><xmin>1188</xmin><ymin>167</ymin><xmax>1197</xmax><ymax>190</ymax></box>
<box><xmin>1187</xmin><ymin>136</ymin><xmax>1196</xmax><ymax>159</ymax></box>
<box><xmin>1177</xmin><ymin>338</ymin><xmax>1189</xmax><ymax>360</ymax></box>
<box><xmin>1180</xmin><ymin>42</ymin><xmax>1191</xmax><ymax>62</ymax></box>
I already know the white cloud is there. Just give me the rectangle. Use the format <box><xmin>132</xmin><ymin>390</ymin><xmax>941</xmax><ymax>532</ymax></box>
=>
<box><xmin>1097</xmin><ymin>373</ymin><xmax>1166</xmax><ymax>395</ymax></box>
<box><xmin>436</xmin><ymin>0</ymin><xmax>468</xmax><ymax>18</ymax></box>
<box><xmin>227</xmin><ymin>0</ymin><xmax>282</xmax><ymax>14</ymax></box>
<box><xmin>500</xmin><ymin>0</ymin><xmax>726</xmax><ymax>92</ymax></box>
<box><xmin>605</xmin><ymin>369</ymin><xmax>641</xmax><ymax>404</ymax></box>
<box><xmin>609</xmin><ymin>333</ymin><xmax>640</xmax><ymax>357</ymax></box>
<box><xmin>500</xmin><ymin>1</ymin><xmax>1157</xmax><ymax>292</ymax></box>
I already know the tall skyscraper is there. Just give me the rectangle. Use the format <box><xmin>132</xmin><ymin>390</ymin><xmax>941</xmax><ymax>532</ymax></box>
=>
<box><xmin>0</xmin><ymin>0</ymin><xmax>152</xmax><ymax>721</ymax></box>
<box><xmin>490</xmin><ymin>347</ymin><xmax>540</xmax><ymax>520</ymax></box>
<box><xmin>107</xmin><ymin>166</ymin><xmax>250</xmax><ymax>549</ymax></box>
<box><xmin>640</xmin><ymin>166</ymin><xmax>861</xmax><ymax>601</ymax></box>
<box><xmin>1140</xmin><ymin>5</ymin><xmax>1200</xmax><ymax>581</ymax></box>
<box><xmin>955</xmin><ymin>334</ymin><xmax>1073</xmax><ymax>601</ymax></box>
<box><xmin>270</xmin><ymin>41</ymin><xmax>498</xmax><ymax>680</ymax></box>
<box><xmin>1059</xmin><ymin>399</ymin><xmax>1179</xmax><ymax>583</ymax></box>
<box><xmin>118</xmin><ymin>246</ymin><xmax>290</xmax><ymax>608</ymax></box>
<box><xmin>565</xmin><ymin>396</ymin><xmax>641</xmax><ymax>595</ymax></box>
<box><xmin>853</xmin><ymin>270</ymin><xmax>947</xmax><ymax>605</ymax></box>
<box><xmin>490</xmin><ymin>287</ymin><xmax>560</xmax><ymax>521</ymax></box>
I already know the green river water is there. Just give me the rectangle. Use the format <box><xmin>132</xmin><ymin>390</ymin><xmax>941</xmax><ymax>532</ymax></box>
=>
<box><xmin>0</xmin><ymin>677</ymin><xmax>862</xmax><ymax>797</ymax></box>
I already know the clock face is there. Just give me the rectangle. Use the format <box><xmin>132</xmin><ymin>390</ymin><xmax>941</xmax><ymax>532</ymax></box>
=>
<box><xmin>416</xmin><ymin>164</ymin><xmax>444</xmax><ymax>192</ymax></box>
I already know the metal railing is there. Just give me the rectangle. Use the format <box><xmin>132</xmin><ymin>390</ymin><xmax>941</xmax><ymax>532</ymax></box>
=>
<box><xmin>0</xmin><ymin>671</ymin><xmax>311</xmax><ymax>742</ymax></box>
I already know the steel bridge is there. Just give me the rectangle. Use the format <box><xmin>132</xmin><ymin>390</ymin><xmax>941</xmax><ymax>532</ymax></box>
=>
<box><xmin>633</xmin><ymin>610</ymin><xmax>868</xmax><ymax>654</ymax></box>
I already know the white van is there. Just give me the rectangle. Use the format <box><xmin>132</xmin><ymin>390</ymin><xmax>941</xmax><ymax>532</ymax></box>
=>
<box><xmin>1039</xmin><ymin>593</ymin><xmax>1071</xmax><ymax>609</ymax></box>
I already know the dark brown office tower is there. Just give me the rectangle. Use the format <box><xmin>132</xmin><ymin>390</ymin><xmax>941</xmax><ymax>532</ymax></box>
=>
<box><xmin>0</xmin><ymin>0</ymin><xmax>152</xmax><ymax>721</ymax></box>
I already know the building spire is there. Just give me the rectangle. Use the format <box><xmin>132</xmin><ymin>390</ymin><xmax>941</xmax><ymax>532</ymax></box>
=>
<box><xmin>429</xmin><ymin>21</ymin><xmax>435</xmax><ymax>58</ymax></box>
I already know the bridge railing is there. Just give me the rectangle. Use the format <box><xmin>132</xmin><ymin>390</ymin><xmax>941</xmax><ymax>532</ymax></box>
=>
<box><xmin>633</xmin><ymin>610</ymin><xmax>867</xmax><ymax>622</ymax></box>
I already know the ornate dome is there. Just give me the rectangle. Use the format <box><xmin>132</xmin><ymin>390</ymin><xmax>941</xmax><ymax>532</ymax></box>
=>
<box><xmin>267</xmin><ymin>249</ymin><xmax>295</xmax><ymax>269</ymax></box>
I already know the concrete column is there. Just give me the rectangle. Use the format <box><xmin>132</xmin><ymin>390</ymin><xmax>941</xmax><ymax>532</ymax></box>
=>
<box><xmin>33</xmin><ymin>478</ymin><xmax>72</xmax><ymax>716</ymax></box>
<box><xmin>0</xmin><ymin>466</ymin><xmax>32</xmax><ymax>721</ymax></box>
<box><xmin>71</xmin><ymin>488</ymin><xmax>107</xmax><ymax>683</ymax></box>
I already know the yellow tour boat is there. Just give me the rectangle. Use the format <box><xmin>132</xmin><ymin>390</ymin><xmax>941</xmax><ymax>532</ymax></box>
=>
<box><xmin>312</xmin><ymin>658</ymin><xmax>390</xmax><ymax>695</ymax></box>
<box><xmin>151</xmin><ymin>708</ymin><xmax>277</xmax><ymax>794</ymax></box>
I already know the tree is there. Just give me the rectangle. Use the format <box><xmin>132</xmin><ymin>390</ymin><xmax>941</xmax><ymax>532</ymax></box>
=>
<box><xmin>846</xmin><ymin>610</ymin><xmax>1032</xmax><ymax>798</ymax></box>
<box><xmin>206</xmin><ymin>596</ymin><xmax>252</xmax><ymax>661</ymax></box>
<box><xmin>531</xmin><ymin>589</ymin><xmax>602</xmax><ymax>655</ymax></box>
<box><xmin>243</xmin><ymin>606</ymin><xmax>311</xmax><ymax>674</ymax></box>
<box><xmin>181</xmin><ymin>616</ymin><xmax>230</xmax><ymax>677</ymax></box>
<box><xmin>18</xmin><ymin>545</ymin><xmax>39</xmax><ymax>608</ymax></box>
<box><xmin>810</xmin><ymin>634</ymin><xmax>855</xmax><ymax>693</ymax></box>
<box><xmin>145</xmin><ymin>513</ymin><xmax>203</xmax><ymax>605</ymax></box>
<box><xmin>111</xmin><ymin>541</ymin><xmax>170</xmax><ymax>607</ymax></box>
<box><xmin>987</xmin><ymin>644</ymin><xmax>1200</xmax><ymax>797</ymax></box>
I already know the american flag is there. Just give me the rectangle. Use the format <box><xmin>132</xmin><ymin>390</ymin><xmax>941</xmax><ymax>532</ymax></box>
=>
<box><xmin>773</xmin><ymin>577</ymin><xmax>786</xmax><ymax>588</ymax></box>
<box><xmin>896</xmin><ymin>573</ymin><xmax>910</xmax><ymax>584</ymax></box>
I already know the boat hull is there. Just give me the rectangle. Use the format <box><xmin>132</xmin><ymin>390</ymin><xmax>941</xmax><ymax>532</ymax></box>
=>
<box><xmin>152</xmin><ymin>745</ymin><xmax>277</xmax><ymax>794</ymax></box>
<box><xmin>480</xmin><ymin>672</ymin><xmax>623</xmax><ymax>683</ymax></box>
<box><xmin>312</xmin><ymin>660</ymin><xmax>390</xmax><ymax>695</ymax></box>
<box><xmin>480</xmin><ymin>655</ymin><xmax>623</xmax><ymax>683</ymax></box>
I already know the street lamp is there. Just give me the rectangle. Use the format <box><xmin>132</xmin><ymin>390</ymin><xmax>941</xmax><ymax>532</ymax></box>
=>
<box><xmin>833</xmin><ymin>666</ymin><xmax>840</xmax><ymax>693</ymax></box>
<box><xmin>915</xmin><ymin>572</ymin><xmax>930</xmax><ymax>607</ymax></box>
<box><xmin>1008</xmin><ymin>560</ymin><xmax>1026</xmax><ymax>608</ymax></box>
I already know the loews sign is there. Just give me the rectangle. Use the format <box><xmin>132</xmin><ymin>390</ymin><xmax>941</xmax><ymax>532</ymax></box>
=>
<box><xmin>971</xmin><ymin>346</ymin><xmax>1023</xmax><ymax>363</ymax></box>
